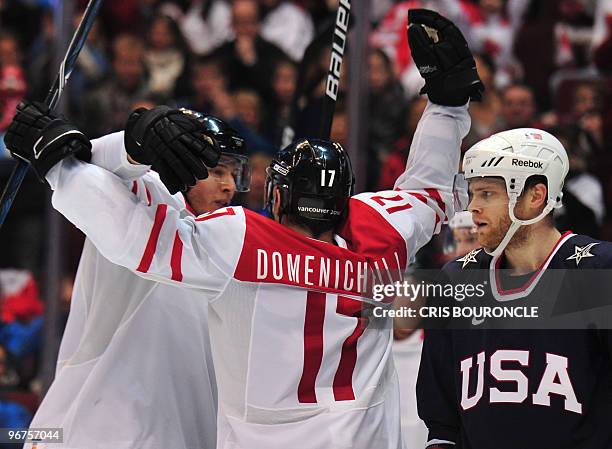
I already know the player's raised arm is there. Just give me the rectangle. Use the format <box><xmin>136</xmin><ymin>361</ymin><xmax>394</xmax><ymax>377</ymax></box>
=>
<box><xmin>393</xmin><ymin>9</ymin><xmax>482</xmax><ymax>209</ymax></box>
<box><xmin>4</xmin><ymin>101</ymin><xmax>238</xmax><ymax>297</ymax></box>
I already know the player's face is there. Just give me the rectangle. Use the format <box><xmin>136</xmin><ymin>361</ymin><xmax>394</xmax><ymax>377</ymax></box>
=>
<box><xmin>468</xmin><ymin>178</ymin><xmax>513</xmax><ymax>251</ymax></box>
<box><xmin>186</xmin><ymin>159</ymin><xmax>238</xmax><ymax>215</ymax></box>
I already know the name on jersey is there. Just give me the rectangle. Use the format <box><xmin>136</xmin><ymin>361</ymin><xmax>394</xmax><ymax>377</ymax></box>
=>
<box><xmin>255</xmin><ymin>248</ymin><xmax>401</xmax><ymax>297</ymax></box>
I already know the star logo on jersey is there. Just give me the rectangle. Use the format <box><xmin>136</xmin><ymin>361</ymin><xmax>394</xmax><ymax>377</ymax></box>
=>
<box><xmin>566</xmin><ymin>242</ymin><xmax>599</xmax><ymax>266</ymax></box>
<box><xmin>457</xmin><ymin>249</ymin><xmax>482</xmax><ymax>268</ymax></box>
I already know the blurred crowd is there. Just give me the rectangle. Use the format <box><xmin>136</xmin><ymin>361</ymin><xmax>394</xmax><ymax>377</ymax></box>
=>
<box><xmin>1</xmin><ymin>0</ymin><xmax>612</xmax><ymax>426</ymax></box>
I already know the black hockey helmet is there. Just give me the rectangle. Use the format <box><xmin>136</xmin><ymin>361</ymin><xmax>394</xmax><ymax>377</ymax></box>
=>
<box><xmin>265</xmin><ymin>138</ymin><xmax>355</xmax><ymax>235</ymax></box>
<box><xmin>180</xmin><ymin>109</ymin><xmax>251</xmax><ymax>192</ymax></box>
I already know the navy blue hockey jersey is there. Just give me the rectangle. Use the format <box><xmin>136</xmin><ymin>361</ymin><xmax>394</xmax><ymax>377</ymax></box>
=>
<box><xmin>417</xmin><ymin>232</ymin><xmax>612</xmax><ymax>449</ymax></box>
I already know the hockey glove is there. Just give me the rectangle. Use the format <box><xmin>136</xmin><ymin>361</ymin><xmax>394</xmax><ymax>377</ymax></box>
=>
<box><xmin>124</xmin><ymin>106</ymin><xmax>221</xmax><ymax>194</ymax></box>
<box><xmin>408</xmin><ymin>9</ymin><xmax>484</xmax><ymax>106</ymax></box>
<box><xmin>4</xmin><ymin>101</ymin><xmax>92</xmax><ymax>183</ymax></box>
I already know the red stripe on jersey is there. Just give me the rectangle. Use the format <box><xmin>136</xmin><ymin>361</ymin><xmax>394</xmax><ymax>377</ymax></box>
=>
<box><xmin>333</xmin><ymin>296</ymin><xmax>368</xmax><ymax>401</ymax></box>
<box><xmin>407</xmin><ymin>191</ymin><xmax>428</xmax><ymax>205</ymax></box>
<box><xmin>170</xmin><ymin>230</ymin><xmax>184</xmax><ymax>281</ymax></box>
<box><xmin>131</xmin><ymin>180</ymin><xmax>138</xmax><ymax>195</ymax></box>
<box><xmin>338</xmin><ymin>198</ymin><xmax>408</xmax><ymax>271</ymax></box>
<box><xmin>145</xmin><ymin>186</ymin><xmax>152</xmax><ymax>206</ymax></box>
<box><xmin>195</xmin><ymin>208</ymin><xmax>236</xmax><ymax>222</ymax></box>
<box><xmin>424</xmin><ymin>188</ymin><xmax>446</xmax><ymax>220</ymax></box>
<box><xmin>298</xmin><ymin>291</ymin><xmax>326</xmax><ymax>403</ymax></box>
<box><xmin>137</xmin><ymin>204</ymin><xmax>168</xmax><ymax>273</ymax></box>
<box><xmin>406</xmin><ymin>191</ymin><xmax>435</xmax><ymax>224</ymax></box>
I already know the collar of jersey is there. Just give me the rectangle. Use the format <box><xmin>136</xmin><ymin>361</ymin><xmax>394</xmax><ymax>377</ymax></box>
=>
<box><xmin>181</xmin><ymin>193</ymin><xmax>197</xmax><ymax>216</ymax></box>
<box><xmin>489</xmin><ymin>230</ymin><xmax>575</xmax><ymax>302</ymax></box>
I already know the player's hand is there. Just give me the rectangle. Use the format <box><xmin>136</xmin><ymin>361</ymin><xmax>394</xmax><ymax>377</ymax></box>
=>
<box><xmin>4</xmin><ymin>101</ymin><xmax>92</xmax><ymax>183</ymax></box>
<box><xmin>124</xmin><ymin>106</ymin><xmax>221</xmax><ymax>194</ymax></box>
<box><xmin>408</xmin><ymin>9</ymin><xmax>484</xmax><ymax>106</ymax></box>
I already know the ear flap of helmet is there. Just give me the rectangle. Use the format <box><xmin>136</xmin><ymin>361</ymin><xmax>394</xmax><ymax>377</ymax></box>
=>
<box><xmin>265</xmin><ymin>166</ymin><xmax>291</xmax><ymax>222</ymax></box>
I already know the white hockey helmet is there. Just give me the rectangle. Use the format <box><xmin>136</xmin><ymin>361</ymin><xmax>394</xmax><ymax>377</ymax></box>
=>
<box><xmin>462</xmin><ymin>128</ymin><xmax>569</xmax><ymax>256</ymax></box>
<box><xmin>449</xmin><ymin>210</ymin><xmax>475</xmax><ymax>230</ymax></box>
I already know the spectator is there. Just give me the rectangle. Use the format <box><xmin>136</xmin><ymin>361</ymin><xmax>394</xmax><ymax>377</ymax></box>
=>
<box><xmin>377</xmin><ymin>96</ymin><xmax>427</xmax><ymax>191</ymax></box>
<box><xmin>144</xmin><ymin>14</ymin><xmax>191</xmax><ymax>99</ymax></box>
<box><xmin>68</xmin><ymin>9</ymin><xmax>110</xmax><ymax>117</ymax></box>
<box><xmin>330</xmin><ymin>103</ymin><xmax>349</xmax><ymax>149</ymax></box>
<box><xmin>0</xmin><ymin>346</ymin><xmax>32</xmax><ymax>444</ymax></box>
<box><xmin>0</xmin><ymin>345</ymin><xmax>20</xmax><ymax>390</ymax></box>
<box><xmin>159</xmin><ymin>0</ymin><xmax>232</xmax><ymax>56</ymax></box>
<box><xmin>80</xmin><ymin>34</ymin><xmax>151</xmax><ymax>137</ymax></box>
<box><xmin>466</xmin><ymin>0</ymin><xmax>527</xmax><ymax>89</ymax></box>
<box><xmin>0</xmin><ymin>32</ymin><xmax>21</xmax><ymax>69</ymax></box>
<box><xmin>0</xmin><ymin>33</ymin><xmax>26</xmax><ymax>135</ymax></box>
<box><xmin>551</xmin><ymin>125</ymin><xmax>605</xmax><ymax>237</ymax></box>
<box><xmin>233</xmin><ymin>89</ymin><xmax>263</xmax><ymax>132</ymax></box>
<box><xmin>182</xmin><ymin>61</ymin><xmax>276</xmax><ymax>153</ymax></box>
<box><xmin>211</xmin><ymin>0</ymin><xmax>288</xmax><ymax>102</ymax></box>
<box><xmin>592</xmin><ymin>0</ymin><xmax>612</xmax><ymax>53</ymax></box>
<box><xmin>25</xmin><ymin>8</ymin><xmax>54</xmax><ymax>102</ymax></box>
<box><xmin>464</xmin><ymin>53</ymin><xmax>501</xmax><ymax>149</ymax></box>
<box><xmin>260</xmin><ymin>0</ymin><xmax>314</xmax><ymax>61</ymax></box>
<box><xmin>97</xmin><ymin>0</ymin><xmax>153</xmax><ymax>37</ymax></box>
<box><xmin>496</xmin><ymin>83</ymin><xmax>538</xmax><ymax>130</ymax></box>
<box><xmin>513</xmin><ymin>1</ymin><xmax>562</xmax><ymax>110</ymax></box>
<box><xmin>264</xmin><ymin>58</ymin><xmax>298</xmax><ymax>146</ymax></box>
<box><xmin>593</xmin><ymin>7</ymin><xmax>612</xmax><ymax>72</ymax></box>
<box><xmin>541</xmin><ymin>81</ymin><xmax>605</xmax><ymax>133</ymax></box>
<box><xmin>181</xmin><ymin>55</ymin><xmax>235</xmax><ymax>118</ymax></box>
<box><xmin>0</xmin><ymin>1</ymin><xmax>45</xmax><ymax>52</ymax></box>
<box><xmin>572</xmin><ymin>82</ymin><xmax>603</xmax><ymax>118</ymax></box>
<box><xmin>229</xmin><ymin>89</ymin><xmax>276</xmax><ymax>155</ymax></box>
<box><xmin>0</xmin><ymin>270</ymin><xmax>44</xmax><ymax>386</ymax></box>
<box><xmin>367</xmin><ymin>48</ymin><xmax>408</xmax><ymax>189</ymax></box>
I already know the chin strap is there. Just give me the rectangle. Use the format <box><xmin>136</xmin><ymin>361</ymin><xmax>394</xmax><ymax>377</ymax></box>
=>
<box><xmin>484</xmin><ymin>195</ymin><xmax>557</xmax><ymax>258</ymax></box>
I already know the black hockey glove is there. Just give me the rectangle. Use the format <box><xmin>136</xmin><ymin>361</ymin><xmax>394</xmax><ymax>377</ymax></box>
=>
<box><xmin>124</xmin><ymin>106</ymin><xmax>221</xmax><ymax>194</ymax></box>
<box><xmin>408</xmin><ymin>9</ymin><xmax>484</xmax><ymax>106</ymax></box>
<box><xmin>4</xmin><ymin>101</ymin><xmax>92</xmax><ymax>183</ymax></box>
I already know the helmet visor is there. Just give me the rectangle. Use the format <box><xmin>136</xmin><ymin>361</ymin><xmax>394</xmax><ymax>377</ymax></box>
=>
<box><xmin>208</xmin><ymin>154</ymin><xmax>251</xmax><ymax>192</ymax></box>
<box><xmin>453</xmin><ymin>173</ymin><xmax>469</xmax><ymax>212</ymax></box>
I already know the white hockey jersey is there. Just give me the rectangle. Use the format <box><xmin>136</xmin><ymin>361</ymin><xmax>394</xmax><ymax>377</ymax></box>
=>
<box><xmin>47</xmin><ymin>102</ymin><xmax>470</xmax><ymax>449</ymax></box>
<box><xmin>26</xmin><ymin>133</ymin><xmax>217</xmax><ymax>449</ymax></box>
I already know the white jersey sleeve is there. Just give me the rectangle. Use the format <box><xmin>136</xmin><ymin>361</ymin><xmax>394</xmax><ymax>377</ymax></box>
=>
<box><xmin>47</xmin><ymin>158</ymin><xmax>244</xmax><ymax>299</ymax></box>
<box><xmin>394</xmin><ymin>101</ymin><xmax>470</xmax><ymax>197</ymax></box>
<box><xmin>90</xmin><ymin>130</ymin><xmax>193</xmax><ymax>213</ymax></box>
<box><xmin>342</xmin><ymin>101</ymin><xmax>470</xmax><ymax>269</ymax></box>
<box><xmin>90</xmin><ymin>131</ymin><xmax>150</xmax><ymax>180</ymax></box>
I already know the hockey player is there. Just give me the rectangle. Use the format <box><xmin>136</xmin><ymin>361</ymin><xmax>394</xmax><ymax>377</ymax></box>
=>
<box><xmin>417</xmin><ymin>128</ymin><xmax>612</xmax><ymax>448</ymax></box>
<box><xmin>443</xmin><ymin>210</ymin><xmax>479</xmax><ymax>260</ymax></box>
<box><xmin>6</xmin><ymin>9</ymin><xmax>482</xmax><ymax>449</ymax></box>
<box><xmin>14</xmin><ymin>108</ymin><xmax>249</xmax><ymax>449</ymax></box>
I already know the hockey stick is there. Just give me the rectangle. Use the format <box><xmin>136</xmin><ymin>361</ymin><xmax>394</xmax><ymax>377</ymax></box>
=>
<box><xmin>0</xmin><ymin>0</ymin><xmax>103</xmax><ymax>229</ymax></box>
<box><xmin>281</xmin><ymin>0</ymin><xmax>351</xmax><ymax>147</ymax></box>
<box><xmin>319</xmin><ymin>0</ymin><xmax>351</xmax><ymax>139</ymax></box>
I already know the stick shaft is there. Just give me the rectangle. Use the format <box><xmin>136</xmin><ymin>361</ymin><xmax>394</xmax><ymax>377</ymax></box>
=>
<box><xmin>319</xmin><ymin>0</ymin><xmax>351</xmax><ymax>139</ymax></box>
